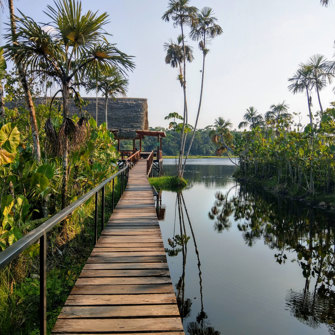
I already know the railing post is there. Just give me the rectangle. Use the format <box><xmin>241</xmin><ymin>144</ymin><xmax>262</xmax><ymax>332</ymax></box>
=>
<box><xmin>94</xmin><ymin>192</ymin><xmax>98</xmax><ymax>244</ymax></box>
<box><xmin>112</xmin><ymin>179</ymin><xmax>115</xmax><ymax>212</ymax></box>
<box><xmin>101</xmin><ymin>186</ymin><xmax>105</xmax><ymax>231</ymax></box>
<box><xmin>40</xmin><ymin>233</ymin><xmax>47</xmax><ymax>335</ymax></box>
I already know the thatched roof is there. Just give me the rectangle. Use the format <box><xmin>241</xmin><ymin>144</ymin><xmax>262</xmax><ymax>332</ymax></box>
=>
<box><xmin>6</xmin><ymin>97</ymin><xmax>149</xmax><ymax>139</ymax></box>
<box><xmin>69</xmin><ymin>97</ymin><xmax>148</xmax><ymax>139</ymax></box>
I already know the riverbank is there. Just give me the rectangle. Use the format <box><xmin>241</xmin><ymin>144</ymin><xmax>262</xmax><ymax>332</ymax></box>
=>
<box><xmin>235</xmin><ymin>172</ymin><xmax>335</xmax><ymax>212</ymax></box>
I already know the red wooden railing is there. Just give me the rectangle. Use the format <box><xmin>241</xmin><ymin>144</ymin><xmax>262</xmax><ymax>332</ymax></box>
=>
<box><xmin>126</xmin><ymin>150</ymin><xmax>141</xmax><ymax>165</ymax></box>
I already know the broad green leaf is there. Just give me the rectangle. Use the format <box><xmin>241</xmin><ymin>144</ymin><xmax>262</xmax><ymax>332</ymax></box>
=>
<box><xmin>37</xmin><ymin>164</ymin><xmax>55</xmax><ymax>179</ymax></box>
<box><xmin>0</xmin><ymin>123</ymin><xmax>20</xmax><ymax>152</ymax></box>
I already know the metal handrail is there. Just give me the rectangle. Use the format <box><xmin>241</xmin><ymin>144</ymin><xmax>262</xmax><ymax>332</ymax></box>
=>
<box><xmin>0</xmin><ymin>164</ymin><xmax>129</xmax><ymax>334</ymax></box>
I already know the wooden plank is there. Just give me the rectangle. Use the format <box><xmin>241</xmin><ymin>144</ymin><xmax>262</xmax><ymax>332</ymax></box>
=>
<box><xmin>90</xmin><ymin>251</ymin><xmax>166</xmax><ymax>257</ymax></box>
<box><xmin>86</xmin><ymin>256</ymin><xmax>166</xmax><ymax>263</ymax></box>
<box><xmin>95</xmin><ymin>242</ymin><xmax>164</xmax><ymax>249</ymax></box>
<box><xmin>58</xmin><ymin>304</ymin><xmax>180</xmax><ymax>318</ymax></box>
<box><xmin>76</xmin><ymin>276</ymin><xmax>171</xmax><ymax>285</ymax></box>
<box><xmin>53</xmin><ymin>318</ymin><xmax>184</xmax><ymax>333</ymax></box>
<box><xmin>65</xmin><ymin>293</ymin><xmax>177</xmax><ymax>305</ymax></box>
<box><xmin>70</xmin><ymin>284</ymin><xmax>174</xmax><ymax>295</ymax></box>
<box><xmin>83</xmin><ymin>263</ymin><xmax>168</xmax><ymax>270</ymax></box>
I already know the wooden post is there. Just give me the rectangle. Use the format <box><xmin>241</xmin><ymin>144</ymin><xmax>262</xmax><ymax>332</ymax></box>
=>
<box><xmin>133</xmin><ymin>139</ymin><xmax>135</xmax><ymax>151</ymax></box>
<box><xmin>117</xmin><ymin>139</ymin><xmax>120</xmax><ymax>152</ymax></box>
<box><xmin>157</xmin><ymin>135</ymin><xmax>160</xmax><ymax>160</ymax></box>
<box><xmin>140</xmin><ymin>137</ymin><xmax>142</xmax><ymax>152</ymax></box>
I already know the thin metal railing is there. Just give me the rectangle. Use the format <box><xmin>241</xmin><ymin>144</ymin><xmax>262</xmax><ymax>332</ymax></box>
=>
<box><xmin>0</xmin><ymin>164</ymin><xmax>130</xmax><ymax>335</ymax></box>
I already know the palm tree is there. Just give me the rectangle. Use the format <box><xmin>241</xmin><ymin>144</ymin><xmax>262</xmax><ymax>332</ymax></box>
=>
<box><xmin>288</xmin><ymin>65</ymin><xmax>314</xmax><ymax>129</ymax></box>
<box><xmin>6</xmin><ymin>0</ymin><xmax>41</xmax><ymax>162</ymax></box>
<box><xmin>86</xmin><ymin>67</ymin><xmax>128</xmax><ymax>129</ymax></box>
<box><xmin>162</xmin><ymin>0</ymin><xmax>198</xmax><ymax>178</ymax></box>
<box><xmin>210</xmin><ymin>117</ymin><xmax>237</xmax><ymax>166</ymax></box>
<box><xmin>238</xmin><ymin>106</ymin><xmax>264</xmax><ymax>130</ymax></box>
<box><xmin>5</xmin><ymin>0</ymin><xmax>135</xmax><ymax>207</ymax></box>
<box><xmin>320</xmin><ymin>0</ymin><xmax>329</xmax><ymax>5</ymax></box>
<box><xmin>265</xmin><ymin>101</ymin><xmax>292</xmax><ymax>126</ymax></box>
<box><xmin>183</xmin><ymin>7</ymin><xmax>222</xmax><ymax>172</ymax></box>
<box><xmin>164</xmin><ymin>36</ymin><xmax>194</xmax><ymax>87</ymax></box>
<box><xmin>307</xmin><ymin>54</ymin><xmax>333</xmax><ymax>115</ymax></box>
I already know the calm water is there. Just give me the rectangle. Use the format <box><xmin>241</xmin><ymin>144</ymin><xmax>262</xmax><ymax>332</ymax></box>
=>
<box><xmin>159</xmin><ymin>158</ymin><xmax>335</xmax><ymax>335</ymax></box>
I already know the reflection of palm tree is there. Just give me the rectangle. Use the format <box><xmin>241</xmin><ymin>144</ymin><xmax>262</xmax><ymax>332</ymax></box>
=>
<box><xmin>167</xmin><ymin>191</ymin><xmax>220</xmax><ymax>334</ymax></box>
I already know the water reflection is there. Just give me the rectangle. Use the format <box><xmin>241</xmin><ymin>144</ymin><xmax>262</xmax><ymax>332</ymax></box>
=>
<box><xmin>209</xmin><ymin>185</ymin><xmax>335</xmax><ymax>334</ymax></box>
<box><xmin>167</xmin><ymin>192</ymin><xmax>220</xmax><ymax>335</ymax></box>
<box><xmin>164</xmin><ymin>164</ymin><xmax>236</xmax><ymax>188</ymax></box>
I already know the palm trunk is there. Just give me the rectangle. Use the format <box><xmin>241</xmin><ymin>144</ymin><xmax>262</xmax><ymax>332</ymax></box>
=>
<box><xmin>61</xmin><ymin>83</ymin><xmax>70</xmax><ymax>208</ymax></box>
<box><xmin>178</xmin><ymin>22</ymin><xmax>189</xmax><ymax>178</ymax></box>
<box><xmin>183</xmin><ymin>34</ymin><xmax>207</xmax><ymax>173</ymax></box>
<box><xmin>306</xmin><ymin>87</ymin><xmax>313</xmax><ymax>128</ymax></box>
<box><xmin>315</xmin><ymin>86</ymin><xmax>323</xmax><ymax>116</ymax></box>
<box><xmin>8</xmin><ymin>0</ymin><xmax>41</xmax><ymax>163</ymax></box>
<box><xmin>105</xmin><ymin>94</ymin><xmax>108</xmax><ymax>129</ymax></box>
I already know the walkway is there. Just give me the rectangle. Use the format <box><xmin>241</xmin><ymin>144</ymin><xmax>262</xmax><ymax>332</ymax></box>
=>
<box><xmin>52</xmin><ymin>160</ymin><xmax>184</xmax><ymax>334</ymax></box>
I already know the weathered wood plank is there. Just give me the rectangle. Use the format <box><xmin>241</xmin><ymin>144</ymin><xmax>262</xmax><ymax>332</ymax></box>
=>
<box><xmin>53</xmin><ymin>318</ymin><xmax>184</xmax><ymax>333</ymax></box>
<box><xmin>76</xmin><ymin>276</ymin><xmax>171</xmax><ymax>285</ymax></box>
<box><xmin>65</xmin><ymin>293</ymin><xmax>177</xmax><ymax>305</ymax></box>
<box><xmin>83</xmin><ymin>263</ymin><xmax>168</xmax><ymax>270</ymax></box>
<box><xmin>90</xmin><ymin>251</ymin><xmax>166</xmax><ymax>257</ymax></box>
<box><xmin>70</xmin><ymin>284</ymin><xmax>174</xmax><ymax>295</ymax></box>
<box><xmin>58</xmin><ymin>304</ymin><xmax>180</xmax><ymax>318</ymax></box>
<box><xmin>86</xmin><ymin>256</ymin><xmax>166</xmax><ymax>263</ymax></box>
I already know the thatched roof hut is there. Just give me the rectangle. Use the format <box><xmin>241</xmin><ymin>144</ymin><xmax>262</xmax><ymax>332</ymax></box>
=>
<box><xmin>7</xmin><ymin>97</ymin><xmax>149</xmax><ymax>140</ymax></box>
<box><xmin>68</xmin><ymin>97</ymin><xmax>149</xmax><ymax>139</ymax></box>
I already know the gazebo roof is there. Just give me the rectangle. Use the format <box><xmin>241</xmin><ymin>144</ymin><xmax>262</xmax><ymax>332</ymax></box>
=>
<box><xmin>136</xmin><ymin>130</ymin><xmax>166</xmax><ymax>138</ymax></box>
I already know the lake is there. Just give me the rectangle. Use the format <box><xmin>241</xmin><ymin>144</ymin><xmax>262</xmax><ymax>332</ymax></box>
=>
<box><xmin>159</xmin><ymin>158</ymin><xmax>335</xmax><ymax>335</ymax></box>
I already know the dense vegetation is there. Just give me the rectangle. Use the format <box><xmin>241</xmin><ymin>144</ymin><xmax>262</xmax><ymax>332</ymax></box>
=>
<box><xmin>0</xmin><ymin>0</ymin><xmax>133</xmax><ymax>332</ymax></box>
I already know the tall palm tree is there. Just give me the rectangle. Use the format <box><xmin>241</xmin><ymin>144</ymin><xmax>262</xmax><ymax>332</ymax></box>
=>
<box><xmin>5</xmin><ymin>0</ymin><xmax>134</xmax><ymax>207</ymax></box>
<box><xmin>183</xmin><ymin>7</ymin><xmax>222</xmax><ymax>172</ymax></box>
<box><xmin>307</xmin><ymin>54</ymin><xmax>333</xmax><ymax>115</ymax></box>
<box><xmin>86</xmin><ymin>67</ymin><xmax>128</xmax><ymax>129</ymax></box>
<box><xmin>164</xmin><ymin>36</ymin><xmax>194</xmax><ymax>87</ymax></box>
<box><xmin>265</xmin><ymin>101</ymin><xmax>292</xmax><ymax>126</ymax></box>
<box><xmin>288</xmin><ymin>65</ymin><xmax>314</xmax><ymax>129</ymax></box>
<box><xmin>238</xmin><ymin>106</ymin><xmax>264</xmax><ymax>130</ymax></box>
<box><xmin>7</xmin><ymin>0</ymin><xmax>41</xmax><ymax>162</ymax></box>
<box><xmin>162</xmin><ymin>0</ymin><xmax>198</xmax><ymax>178</ymax></box>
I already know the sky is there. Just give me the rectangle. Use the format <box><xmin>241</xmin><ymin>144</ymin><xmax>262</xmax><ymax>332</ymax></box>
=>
<box><xmin>1</xmin><ymin>0</ymin><xmax>335</xmax><ymax>129</ymax></box>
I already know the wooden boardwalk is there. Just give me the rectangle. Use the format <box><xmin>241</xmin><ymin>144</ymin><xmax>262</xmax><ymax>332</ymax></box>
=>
<box><xmin>52</xmin><ymin>160</ymin><xmax>184</xmax><ymax>334</ymax></box>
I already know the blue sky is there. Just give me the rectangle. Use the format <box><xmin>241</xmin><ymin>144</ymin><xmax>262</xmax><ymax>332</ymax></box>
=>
<box><xmin>1</xmin><ymin>0</ymin><xmax>335</xmax><ymax>129</ymax></box>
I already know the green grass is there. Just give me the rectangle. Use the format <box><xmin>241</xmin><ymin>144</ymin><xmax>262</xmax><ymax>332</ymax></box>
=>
<box><xmin>149</xmin><ymin>176</ymin><xmax>187</xmax><ymax>192</ymax></box>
